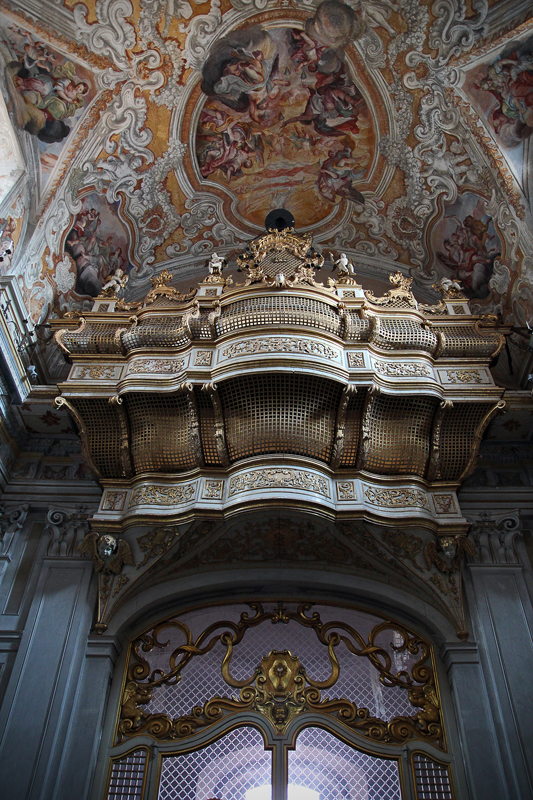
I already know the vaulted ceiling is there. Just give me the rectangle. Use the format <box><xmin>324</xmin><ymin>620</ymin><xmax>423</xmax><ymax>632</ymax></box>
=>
<box><xmin>1</xmin><ymin>0</ymin><xmax>533</xmax><ymax>384</ymax></box>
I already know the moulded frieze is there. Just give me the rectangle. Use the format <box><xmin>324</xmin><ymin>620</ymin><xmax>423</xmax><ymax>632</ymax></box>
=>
<box><xmin>364</xmin><ymin>486</ymin><xmax>428</xmax><ymax>508</ymax></box>
<box><xmin>228</xmin><ymin>468</ymin><xmax>331</xmax><ymax>498</ymax></box>
<box><xmin>438</xmin><ymin>368</ymin><xmax>491</xmax><ymax>385</ymax></box>
<box><xmin>221</xmin><ymin>338</ymin><xmax>339</xmax><ymax>361</ymax></box>
<box><xmin>129</xmin><ymin>484</ymin><xmax>198</xmax><ymax>506</ymax></box>
<box><xmin>127</xmin><ymin>358</ymin><xmax>186</xmax><ymax>374</ymax></box>
<box><xmin>75</xmin><ymin>365</ymin><xmax>120</xmax><ymax>380</ymax></box>
<box><xmin>373</xmin><ymin>361</ymin><xmax>433</xmax><ymax>378</ymax></box>
<box><xmin>92</xmin><ymin>474</ymin><xmax>465</xmax><ymax>534</ymax></box>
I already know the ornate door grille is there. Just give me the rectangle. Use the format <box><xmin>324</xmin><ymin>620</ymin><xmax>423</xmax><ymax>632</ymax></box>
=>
<box><xmin>102</xmin><ymin>602</ymin><xmax>457</xmax><ymax>800</ymax></box>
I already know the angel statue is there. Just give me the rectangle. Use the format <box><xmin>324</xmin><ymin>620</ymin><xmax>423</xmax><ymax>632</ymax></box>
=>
<box><xmin>438</xmin><ymin>277</ymin><xmax>463</xmax><ymax>293</ymax></box>
<box><xmin>100</xmin><ymin>268</ymin><xmax>128</xmax><ymax>298</ymax></box>
<box><xmin>330</xmin><ymin>252</ymin><xmax>356</xmax><ymax>281</ymax></box>
<box><xmin>208</xmin><ymin>252</ymin><xmax>226</xmax><ymax>276</ymax></box>
<box><xmin>77</xmin><ymin>530</ymin><xmax>134</xmax><ymax>573</ymax></box>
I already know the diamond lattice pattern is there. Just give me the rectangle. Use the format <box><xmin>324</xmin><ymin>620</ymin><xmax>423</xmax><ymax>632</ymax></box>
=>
<box><xmin>158</xmin><ymin>726</ymin><xmax>271</xmax><ymax>800</ymax></box>
<box><xmin>288</xmin><ymin>727</ymin><xmax>401</xmax><ymax>800</ymax></box>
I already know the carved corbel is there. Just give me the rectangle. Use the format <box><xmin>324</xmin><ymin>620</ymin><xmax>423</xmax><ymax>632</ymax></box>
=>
<box><xmin>433</xmin><ymin>330</ymin><xmax>445</xmax><ymax>359</ymax></box>
<box><xmin>109</xmin><ymin>396</ymin><xmax>134</xmax><ymax>478</ymax></box>
<box><xmin>331</xmin><ymin>385</ymin><xmax>357</xmax><ymax>468</ymax></box>
<box><xmin>474</xmin><ymin>318</ymin><xmax>506</xmax><ymax>358</ymax></box>
<box><xmin>54</xmin><ymin>397</ymin><xmax>102</xmax><ymax>479</ymax></box>
<box><xmin>366</xmin><ymin>312</ymin><xmax>380</xmax><ymax>343</ymax></box>
<box><xmin>114</xmin><ymin>316</ymin><xmax>138</xmax><ymax>353</ymax></box>
<box><xmin>77</xmin><ymin>530</ymin><xmax>135</xmax><ymax>633</ymax></box>
<box><xmin>182</xmin><ymin>300</ymin><xmax>201</xmax><ymax>340</ymax></box>
<box><xmin>426</xmin><ymin>399</ymin><xmax>453</xmax><ymax>481</ymax></box>
<box><xmin>355</xmin><ymin>385</ymin><xmax>380</xmax><ymax>470</ymax></box>
<box><xmin>207</xmin><ymin>300</ymin><xmax>221</xmax><ymax>338</ymax></box>
<box><xmin>0</xmin><ymin>502</ymin><xmax>29</xmax><ymax>556</ymax></box>
<box><xmin>183</xmin><ymin>384</ymin><xmax>204</xmax><ymax>468</ymax></box>
<box><xmin>459</xmin><ymin>399</ymin><xmax>506</xmax><ymax>481</ymax></box>
<box><xmin>202</xmin><ymin>382</ymin><xmax>229</xmax><ymax>466</ymax></box>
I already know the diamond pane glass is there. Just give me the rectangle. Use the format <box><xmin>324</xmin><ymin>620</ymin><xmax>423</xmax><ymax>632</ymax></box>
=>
<box><xmin>107</xmin><ymin>749</ymin><xmax>147</xmax><ymax>800</ymax></box>
<box><xmin>413</xmin><ymin>754</ymin><xmax>452</xmax><ymax>799</ymax></box>
<box><xmin>158</xmin><ymin>726</ymin><xmax>271</xmax><ymax>800</ymax></box>
<box><xmin>289</xmin><ymin>728</ymin><xmax>401</xmax><ymax>800</ymax></box>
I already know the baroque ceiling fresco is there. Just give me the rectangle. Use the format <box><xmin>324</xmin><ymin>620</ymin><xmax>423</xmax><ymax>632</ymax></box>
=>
<box><xmin>1</xmin><ymin>0</ymin><xmax>533</xmax><ymax>382</ymax></box>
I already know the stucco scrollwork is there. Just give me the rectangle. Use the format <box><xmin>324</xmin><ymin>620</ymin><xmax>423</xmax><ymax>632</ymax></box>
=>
<box><xmin>364</xmin><ymin>487</ymin><xmax>428</xmax><ymax>508</ymax></box>
<box><xmin>229</xmin><ymin>469</ymin><xmax>330</xmax><ymax>498</ymax></box>
<box><xmin>445</xmin><ymin>369</ymin><xmax>483</xmax><ymax>384</ymax></box>
<box><xmin>222</xmin><ymin>338</ymin><xmax>338</xmax><ymax>360</ymax></box>
<box><xmin>117</xmin><ymin>602</ymin><xmax>442</xmax><ymax>746</ymax></box>
<box><xmin>128</xmin><ymin>358</ymin><xmax>185</xmax><ymax>374</ymax></box>
<box><xmin>130</xmin><ymin>484</ymin><xmax>197</xmax><ymax>506</ymax></box>
<box><xmin>374</xmin><ymin>361</ymin><xmax>432</xmax><ymax>378</ymax></box>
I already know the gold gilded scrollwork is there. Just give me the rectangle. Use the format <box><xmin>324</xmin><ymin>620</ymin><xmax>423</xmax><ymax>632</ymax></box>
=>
<box><xmin>365</xmin><ymin>272</ymin><xmax>417</xmax><ymax>309</ymax></box>
<box><xmin>116</xmin><ymin>602</ymin><xmax>443</xmax><ymax>747</ymax></box>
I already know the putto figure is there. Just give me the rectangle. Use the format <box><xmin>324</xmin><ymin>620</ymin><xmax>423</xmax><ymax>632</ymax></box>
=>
<box><xmin>208</xmin><ymin>252</ymin><xmax>226</xmax><ymax>275</ymax></box>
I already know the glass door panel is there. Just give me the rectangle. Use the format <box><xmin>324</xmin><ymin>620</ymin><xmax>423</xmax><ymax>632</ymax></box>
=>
<box><xmin>158</xmin><ymin>726</ymin><xmax>271</xmax><ymax>800</ymax></box>
<box><xmin>288</xmin><ymin>727</ymin><xmax>402</xmax><ymax>800</ymax></box>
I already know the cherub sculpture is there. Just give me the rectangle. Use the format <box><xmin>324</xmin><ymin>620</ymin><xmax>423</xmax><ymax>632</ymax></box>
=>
<box><xmin>330</xmin><ymin>252</ymin><xmax>355</xmax><ymax>278</ymax></box>
<box><xmin>424</xmin><ymin>535</ymin><xmax>475</xmax><ymax>574</ymax></box>
<box><xmin>208</xmin><ymin>252</ymin><xmax>225</xmax><ymax>276</ymax></box>
<box><xmin>434</xmin><ymin>276</ymin><xmax>466</xmax><ymax>299</ymax></box>
<box><xmin>100</xmin><ymin>268</ymin><xmax>128</xmax><ymax>298</ymax></box>
<box><xmin>77</xmin><ymin>530</ymin><xmax>134</xmax><ymax>573</ymax></box>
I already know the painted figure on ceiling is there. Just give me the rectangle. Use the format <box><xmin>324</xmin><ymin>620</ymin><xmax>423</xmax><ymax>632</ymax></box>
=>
<box><xmin>476</xmin><ymin>37</ymin><xmax>533</xmax><ymax>148</ymax></box>
<box><xmin>3</xmin><ymin>29</ymin><xmax>90</xmax><ymax>144</ymax></box>
<box><xmin>436</xmin><ymin>199</ymin><xmax>501</xmax><ymax>298</ymax></box>
<box><xmin>196</xmin><ymin>0</ymin><xmax>371</xmax><ymax>228</ymax></box>
<box><xmin>64</xmin><ymin>204</ymin><xmax>128</xmax><ymax>298</ymax></box>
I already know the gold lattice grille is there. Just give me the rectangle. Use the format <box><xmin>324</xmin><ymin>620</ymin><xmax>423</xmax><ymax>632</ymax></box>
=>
<box><xmin>217</xmin><ymin>296</ymin><xmax>342</xmax><ymax>336</ymax></box>
<box><xmin>373</xmin><ymin>320</ymin><xmax>439</xmax><ymax>354</ymax></box>
<box><xmin>340</xmin><ymin>389</ymin><xmax>367</xmax><ymax>467</ymax></box>
<box><xmin>122</xmin><ymin>317</ymin><xmax>189</xmax><ymax>351</ymax></box>
<box><xmin>61</xmin><ymin>323</ymin><xmax>123</xmax><ymax>354</ymax></box>
<box><xmin>364</xmin><ymin>395</ymin><xmax>438</xmax><ymax>476</ymax></box>
<box><xmin>345</xmin><ymin>313</ymin><xmax>372</xmax><ymax>341</ymax></box>
<box><xmin>435</xmin><ymin>325</ymin><xmax>499</xmax><ymax>359</ymax></box>
<box><xmin>437</xmin><ymin>402</ymin><xmax>489</xmax><ymax>481</ymax></box>
<box><xmin>259</xmin><ymin>250</ymin><xmax>305</xmax><ymax>277</ymax></box>
<box><xmin>124</xmin><ymin>393</ymin><xmax>197</xmax><ymax>473</ymax></box>
<box><xmin>71</xmin><ymin>398</ymin><xmax>123</xmax><ymax>478</ymax></box>
<box><xmin>219</xmin><ymin>374</ymin><xmax>342</xmax><ymax>462</ymax></box>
